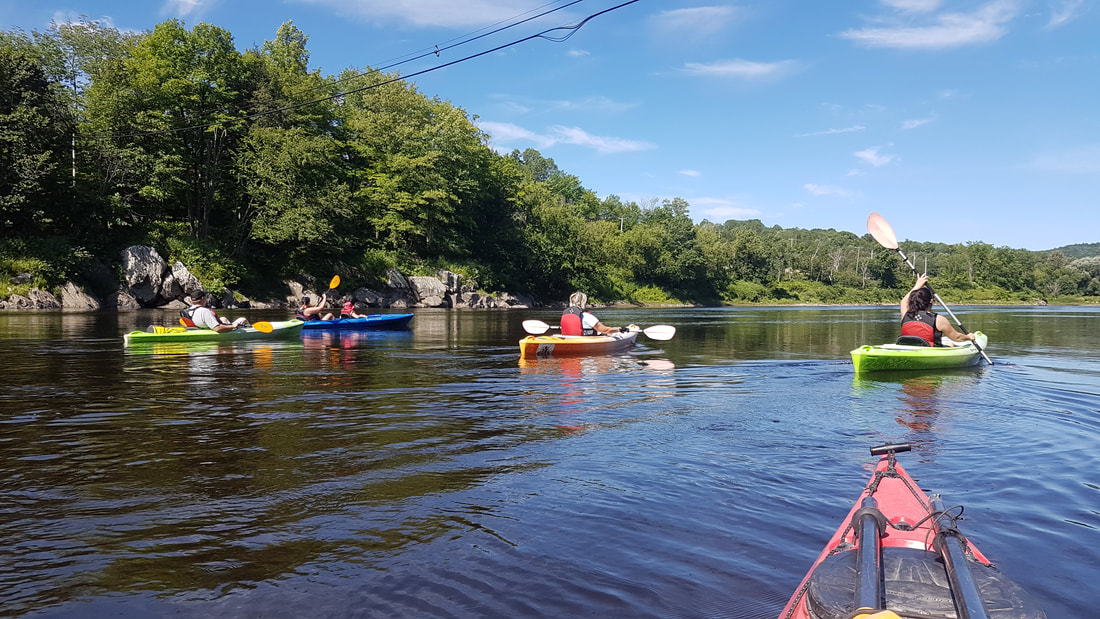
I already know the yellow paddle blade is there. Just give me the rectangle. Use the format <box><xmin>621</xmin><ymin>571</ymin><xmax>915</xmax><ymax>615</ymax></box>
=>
<box><xmin>253</xmin><ymin>321</ymin><xmax>274</xmax><ymax>333</ymax></box>
<box><xmin>329</xmin><ymin>275</ymin><xmax>341</xmax><ymax>289</ymax></box>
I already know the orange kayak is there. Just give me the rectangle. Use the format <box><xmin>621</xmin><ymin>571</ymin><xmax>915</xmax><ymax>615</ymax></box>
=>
<box><xmin>518</xmin><ymin>331</ymin><xmax>638</xmax><ymax>358</ymax></box>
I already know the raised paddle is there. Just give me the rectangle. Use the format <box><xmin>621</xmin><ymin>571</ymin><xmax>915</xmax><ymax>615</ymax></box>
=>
<box><xmin>867</xmin><ymin>212</ymin><xmax>993</xmax><ymax>365</ymax></box>
<box><xmin>522</xmin><ymin>319</ymin><xmax>676</xmax><ymax>341</ymax></box>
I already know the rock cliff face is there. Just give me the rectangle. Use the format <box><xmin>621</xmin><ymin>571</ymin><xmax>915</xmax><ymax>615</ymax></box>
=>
<box><xmin>1</xmin><ymin>245</ymin><xmax>540</xmax><ymax>311</ymax></box>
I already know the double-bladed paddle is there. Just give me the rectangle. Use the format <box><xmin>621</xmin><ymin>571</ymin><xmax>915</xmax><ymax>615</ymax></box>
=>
<box><xmin>522</xmin><ymin>319</ymin><xmax>676</xmax><ymax>341</ymax></box>
<box><xmin>867</xmin><ymin>212</ymin><xmax>992</xmax><ymax>365</ymax></box>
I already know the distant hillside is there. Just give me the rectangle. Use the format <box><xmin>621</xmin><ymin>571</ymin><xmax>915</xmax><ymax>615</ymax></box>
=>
<box><xmin>1047</xmin><ymin>243</ymin><xmax>1100</xmax><ymax>259</ymax></box>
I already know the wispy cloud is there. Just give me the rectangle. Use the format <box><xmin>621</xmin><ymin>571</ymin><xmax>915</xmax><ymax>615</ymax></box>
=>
<box><xmin>477</xmin><ymin>121</ymin><xmax>655</xmax><ymax>154</ymax></box>
<box><xmin>690</xmin><ymin>196</ymin><xmax>761</xmax><ymax>222</ymax></box>
<box><xmin>305</xmin><ymin>0</ymin><xmax>552</xmax><ymax>28</ymax></box>
<box><xmin>855</xmin><ymin>146</ymin><xmax>897</xmax><ymax>166</ymax></box>
<box><xmin>798</xmin><ymin>125</ymin><xmax>866</xmax><ymax>137</ymax></box>
<box><xmin>840</xmin><ymin>0</ymin><xmax>1021</xmax><ymax>49</ymax></box>
<box><xmin>682</xmin><ymin>58</ymin><xmax>800</xmax><ymax>79</ymax></box>
<box><xmin>804</xmin><ymin>184</ymin><xmax>857</xmax><ymax>198</ymax></box>
<box><xmin>880</xmin><ymin>0</ymin><xmax>942</xmax><ymax>12</ymax></box>
<box><xmin>653</xmin><ymin>6</ymin><xmax>741</xmax><ymax>38</ymax></box>
<box><xmin>1033</xmin><ymin>145</ymin><xmax>1100</xmax><ymax>173</ymax></box>
<box><xmin>160</xmin><ymin>0</ymin><xmax>209</xmax><ymax>19</ymax></box>
<box><xmin>679</xmin><ymin>169</ymin><xmax>702</xmax><ymax>177</ymax></box>
<box><xmin>1046</xmin><ymin>0</ymin><xmax>1090</xmax><ymax>29</ymax></box>
<box><xmin>568</xmin><ymin>49</ymin><xmax>590</xmax><ymax>57</ymax></box>
<box><xmin>488</xmin><ymin>94</ymin><xmax>637</xmax><ymax>115</ymax></box>
<box><xmin>901</xmin><ymin>117</ymin><xmax>935</xmax><ymax>129</ymax></box>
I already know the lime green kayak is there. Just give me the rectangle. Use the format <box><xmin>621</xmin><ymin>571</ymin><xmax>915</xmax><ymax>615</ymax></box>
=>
<box><xmin>123</xmin><ymin>320</ymin><xmax>304</xmax><ymax>346</ymax></box>
<box><xmin>851</xmin><ymin>332</ymin><xmax>988</xmax><ymax>373</ymax></box>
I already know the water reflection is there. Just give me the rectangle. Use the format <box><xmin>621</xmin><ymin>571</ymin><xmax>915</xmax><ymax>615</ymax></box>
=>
<box><xmin>852</xmin><ymin>370</ymin><xmax>985</xmax><ymax>459</ymax></box>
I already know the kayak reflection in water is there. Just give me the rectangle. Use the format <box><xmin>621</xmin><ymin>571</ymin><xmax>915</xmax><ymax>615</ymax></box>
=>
<box><xmin>560</xmin><ymin>291</ymin><xmax>626</xmax><ymax>336</ymax></box>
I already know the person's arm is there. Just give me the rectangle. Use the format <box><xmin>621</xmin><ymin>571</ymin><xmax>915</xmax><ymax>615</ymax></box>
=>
<box><xmin>592</xmin><ymin>320</ymin><xmax>619</xmax><ymax>336</ymax></box>
<box><xmin>936</xmin><ymin>315</ymin><xmax>975</xmax><ymax>343</ymax></box>
<box><xmin>901</xmin><ymin>274</ymin><xmax>929</xmax><ymax>317</ymax></box>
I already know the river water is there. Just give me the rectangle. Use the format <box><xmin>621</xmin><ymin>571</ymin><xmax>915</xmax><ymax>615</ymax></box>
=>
<box><xmin>0</xmin><ymin>306</ymin><xmax>1096</xmax><ymax>618</ymax></box>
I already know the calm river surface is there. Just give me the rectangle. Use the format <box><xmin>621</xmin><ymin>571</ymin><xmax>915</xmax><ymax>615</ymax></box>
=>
<box><xmin>1</xmin><ymin>306</ymin><xmax>1097</xmax><ymax>618</ymax></box>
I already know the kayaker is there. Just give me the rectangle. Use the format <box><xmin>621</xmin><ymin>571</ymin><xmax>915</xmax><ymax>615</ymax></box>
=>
<box><xmin>296</xmin><ymin>294</ymin><xmax>335</xmax><ymax>321</ymax></box>
<box><xmin>183</xmin><ymin>290</ymin><xmax>249</xmax><ymax>332</ymax></box>
<box><xmin>560</xmin><ymin>291</ymin><xmax>625</xmax><ymax>336</ymax></box>
<box><xmin>900</xmin><ymin>274</ymin><xmax>976</xmax><ymax>347</ymax></box>
<box><xmin>340</xmin><ymin>301</ymin><xmax>365</xmax><ymax>319</ymax></box>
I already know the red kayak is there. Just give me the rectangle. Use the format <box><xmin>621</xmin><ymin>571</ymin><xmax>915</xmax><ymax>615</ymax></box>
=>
<box><xmin>780</xmin><ymin>444</ymin><xmax>1046</xmax><ymax>619</ymax></box>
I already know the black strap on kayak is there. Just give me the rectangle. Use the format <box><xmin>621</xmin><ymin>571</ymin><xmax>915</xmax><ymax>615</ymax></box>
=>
<box><xmin>932</xmin><ymin>496</ymin><xmax>991</xmax><ymax>619</ymax></box>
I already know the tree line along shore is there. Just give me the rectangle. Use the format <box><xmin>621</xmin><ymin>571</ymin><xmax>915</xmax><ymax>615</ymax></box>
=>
<box><xmin>3</xmin><ymin>20</ymin><xmax>1099</xmax><ymax>311</ymax></box>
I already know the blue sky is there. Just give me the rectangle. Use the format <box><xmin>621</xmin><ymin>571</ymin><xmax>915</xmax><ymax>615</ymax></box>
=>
<box><xmin>3</xmin><ymin>0</ymin><xmax>1098</xmax><ymax>251</ymax></box>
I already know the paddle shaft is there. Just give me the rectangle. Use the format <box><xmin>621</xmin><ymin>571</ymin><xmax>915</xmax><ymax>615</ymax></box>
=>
<box><xmin>855</xmin><ymin>496</ymin><xmax>884</xmax><ymax>612</ymax></box>
<box><xmin>895</xmin><ymin>247</ymin><xmax>993</xmax><ymax>365</ymax></box>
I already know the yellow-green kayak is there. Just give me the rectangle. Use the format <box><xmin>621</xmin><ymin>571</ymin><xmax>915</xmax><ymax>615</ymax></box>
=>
<box><xmin>123</xmin><ymin>320</ymin><xmax>304</xmax><ymax>346</ymax></box>
<box><xmin>851</xmin><ymin>332</ymin><xmax>988</xmax><ymax>373</ymax></box>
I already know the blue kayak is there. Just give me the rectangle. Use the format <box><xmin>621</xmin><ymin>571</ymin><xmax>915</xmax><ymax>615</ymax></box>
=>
<box><xmin>299</xmin><ymin>313</ymin><xmax>413</xmax><ymax>331</ymax></box>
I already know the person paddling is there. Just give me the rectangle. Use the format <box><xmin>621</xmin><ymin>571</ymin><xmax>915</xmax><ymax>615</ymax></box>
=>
<box><xmin>296</xmin><ymin>294</ymin><xmax>335</xmax><ymax>321</ymax></box>
<box><xmin>560</xmin><ymin>291</ymin><xmax>625</xmax><ymax>336</ymax></box>
<box><xmin>900</xmin><ymin>274</ymin><xmax>976</xmax><ymax>347</ymax></box>
<box><xmin>182</xmin><ymin>290</ymin><xmax>249</xmax><ymax>332</ymax></box>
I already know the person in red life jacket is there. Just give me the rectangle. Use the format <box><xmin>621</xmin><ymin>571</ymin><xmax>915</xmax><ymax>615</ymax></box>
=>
<box><xmin>181</xmin><ymin>290</ymin><xmax>249</xmax><ymax>332</ymax></box>
<box><xmin>296</xmin><ymin>294</ymin><xmax>334</xmax><ymax>321</ymax></box>
<box><xmin>560</xmin><ymin>291</ymin><xmax>624</xmax><ymax>336</ymax></box>
<box><xmin>340</xmin><ymin>300</ymin><xmax>365</xmax><ymax>319</ymax></box>
<box><xmin>900</xmin><ymin>274</ymin><xmax>976</xmax><ymax>347</ymax></box>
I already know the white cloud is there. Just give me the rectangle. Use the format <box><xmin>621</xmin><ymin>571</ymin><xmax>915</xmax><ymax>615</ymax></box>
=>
<box><xmin>1033</xmin><ymin>145</ymin><xmax>1100</xmax><ymax>174</ymax></box>
<box><xmin>549</xmin><ymin>125</ymin><xmax>655</xmax><ymax>154</ymax></box>
<box><xmin>840</xmin><ymin>0</ymin><xmax>1021</xmax><ymax>49</ymax></box>
<box><xmin>854</xmin><ymin>146</ymin><xmax>897</xmax><ymax>166</ymax></box>
<box><xmin>901</xmin><ymin>117</ymin><xmax>935</xmax><ymax>129</ymax></box>
<box><xmin>804</xmin><ymin>184</ymin><xmax>856</xmax><ymax>198</ymax></box>
<box><xmin>161</xmin><ymin>0</ymin><xmax>209</xmax><ymax>18</ymax></box>
<box><xmin>653</xmin><ymin>6</ymin><xmax>741</xmax><ymax>38</ymax></box>
<box><xmin>477</xmin><ymin>121</ymin><xmax>655</xmax><ymax>154</ymax></box>
<box><xmin>568</xmin><ymin>49</ymin><xmax>590</xmax><ymax>57</ymax></box>
<box><xmin>488</xmin><ymin>94</ymin><xmax>637</xmax><ymax>114</ymax></box>
<box><xmin>302</xmin><ymin>0</ymin><xmax>551</xmax><ymax>28</ymax></box>
<box><xmin>682</xmin><ymin>58</ymin><xmax>800</xmax><ymax>79</ymax></box>
<box><xmin>690</xmin><ymin>197</ymin><xmax>761</xmax><ymax>222</ymax></box>
<box><xmin>798</xmin><ymin>125</ymin><xmax>867</xmax><ymax>137</ymax></box>
<box><xmin>679</xmin><ymin>169</ymin><xmax>702</xmax><ymax>177</ymax></box>
<box><xmin>880</xmin><ymin>0</ymin><xmax>942</xmax><ymax>12</ymax></box>
<box><xmin>1046</xmin><ymin>0</ymin><xmax>1089</xmax><ymax>29</ymax></box>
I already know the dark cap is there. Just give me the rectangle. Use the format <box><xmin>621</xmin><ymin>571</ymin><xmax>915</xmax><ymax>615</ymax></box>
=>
<box><xmin>191</xmin><ymin>289</ymin><xmax>208</xmax><ymax>299</ymax></box>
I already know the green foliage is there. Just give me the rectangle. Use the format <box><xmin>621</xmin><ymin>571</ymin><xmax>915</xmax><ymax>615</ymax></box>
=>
<box><xmin>1</xmin><ymin>20</ymin><xmax>1095</xmax><ymax>308</ymax></box>
<box><xmin>164</xmin><ymin>236</ymin><xmax>244</xmax><ymax>292</ymax></box>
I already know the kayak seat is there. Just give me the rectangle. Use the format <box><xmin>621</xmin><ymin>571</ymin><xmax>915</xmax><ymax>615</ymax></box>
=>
<box><xmin>895</xmin><ymin>335</ymin><xmax>931</xmax><ymax>347</ymax></box>
<box><xmin>806</xmin><ymin>547</ymin><xmax>1046</xmax><ymax>619</ymax></box>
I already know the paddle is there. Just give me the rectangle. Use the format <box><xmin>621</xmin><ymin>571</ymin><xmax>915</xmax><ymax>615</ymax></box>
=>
<box><xmin>521</xmin><ymin>319</ymin><xmax>676</xmax><ymax>341</ymax></box>
<box><xmin>867</xmin><ymin>212</ymin><xmax>993</xmax><ymax>366</ymax></box>
<box><xmin>253</xmin><ymin>321</ymin><xmax>273</xmax><ymax>333</ymax></box>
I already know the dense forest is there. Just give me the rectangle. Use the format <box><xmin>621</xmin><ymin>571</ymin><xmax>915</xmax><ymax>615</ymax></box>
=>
<box><xmin>2</xmin><ymin>18</ymin><xmax>1098</xmax><ymax>306</ymax></box>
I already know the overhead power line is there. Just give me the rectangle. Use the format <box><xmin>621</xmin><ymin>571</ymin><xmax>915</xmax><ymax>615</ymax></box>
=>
<box><xmin>119</xmin><ymin>0</ymin><xmax>642</xmax><ymax>138</ymax></box>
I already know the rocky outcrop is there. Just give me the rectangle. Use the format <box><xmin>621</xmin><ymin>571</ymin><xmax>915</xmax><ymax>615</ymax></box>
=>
<box><xmin>4</xmin><ymin>248</ymin><xmax>543</xmax><ymax>312</ymax></box>
<box><xmin>122</xmin><ymin>245</ymin><xmax>168</xmax><ymax>307</ymax></box>
<box><xmin>59</xmin><ymin>282</ymin><xmax>101</xmax><ymax>311</ymax></box>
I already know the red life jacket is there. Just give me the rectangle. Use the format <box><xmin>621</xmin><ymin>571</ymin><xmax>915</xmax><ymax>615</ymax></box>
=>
<box><xmin>560</xmin><ymin>306</ymin><xmax>584</xmax><ymax>336</ymax></box>
<box><xmin>901</xmin><ymin>310</ymin><xmax>942</xmax><ymax>346</ymax></box>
